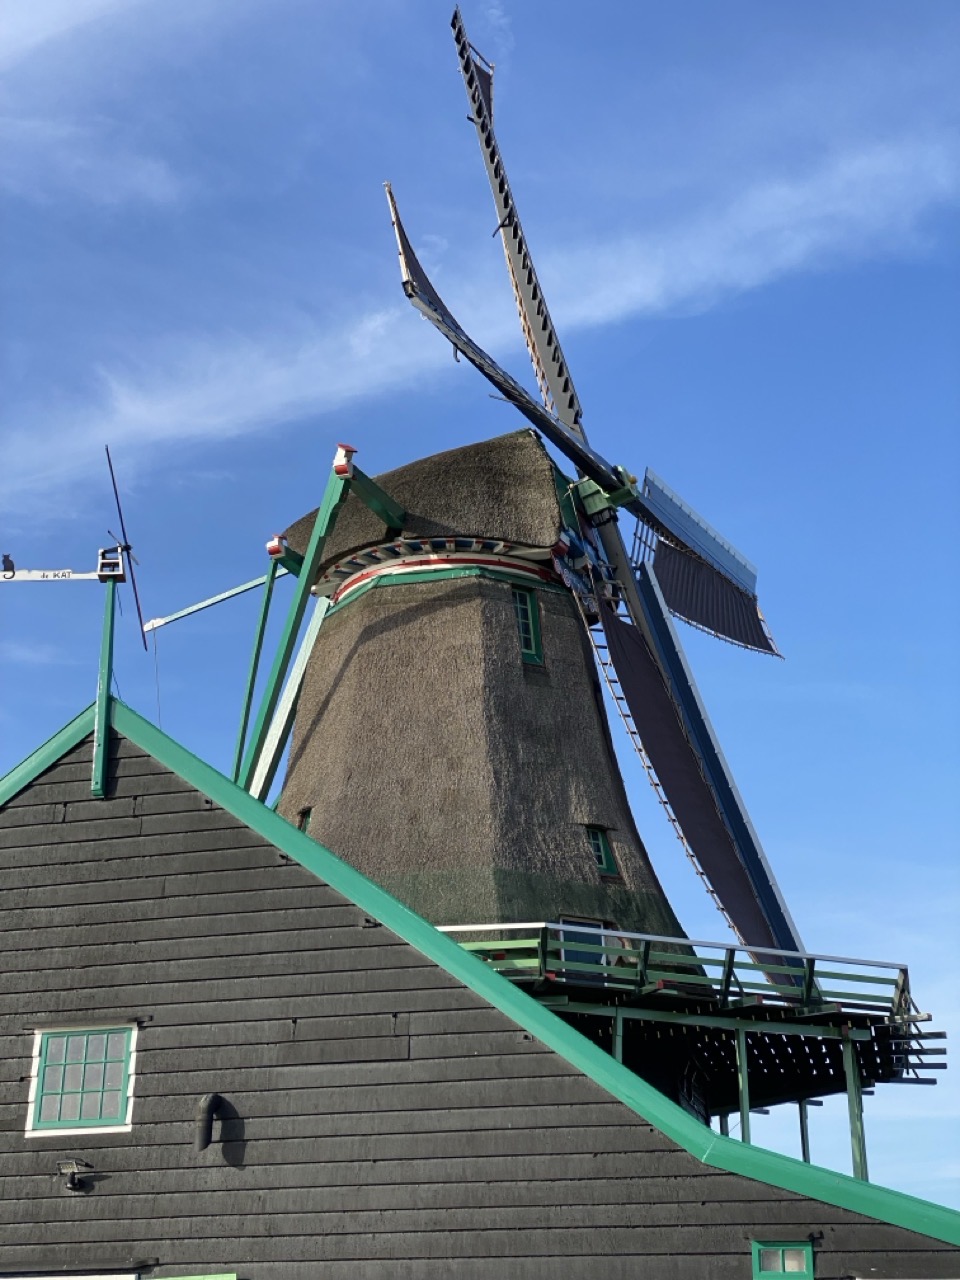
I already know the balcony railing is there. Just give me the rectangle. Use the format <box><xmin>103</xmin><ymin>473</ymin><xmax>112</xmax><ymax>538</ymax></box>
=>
<box><xmin>436</xmin><ymin>921</ymin><xmax>916</xmax><ymax>1020</ymax></box>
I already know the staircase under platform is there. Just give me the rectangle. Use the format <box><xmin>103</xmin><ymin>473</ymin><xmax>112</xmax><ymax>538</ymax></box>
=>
<box><xmin>438</xmin><ymin>921</ymin><xmax>945</xmax><ymax>1180</ymax></box>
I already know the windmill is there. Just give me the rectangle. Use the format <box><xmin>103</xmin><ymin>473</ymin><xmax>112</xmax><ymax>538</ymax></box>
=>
<box><xmin>371</xmin><ymin>6</ymin><xmax>803</xmax><ymax>966</ymax></box>
<box><xmin>91</xmin><ymin>9</ymin><xmax>937</xmax><ymax>1144</ymax></box>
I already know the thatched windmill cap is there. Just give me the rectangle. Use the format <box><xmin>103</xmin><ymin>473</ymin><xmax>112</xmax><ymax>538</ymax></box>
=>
<box><xmin>284</xmin><ymin>429</ymin><xmax>565</xmax><ymax>577</ymax></box>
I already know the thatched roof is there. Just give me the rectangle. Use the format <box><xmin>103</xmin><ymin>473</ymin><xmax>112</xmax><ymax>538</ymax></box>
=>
<box><xmin>284</xmin><ymin>429</ymin><xmax>563</xmax><ymax>573</ymax></box>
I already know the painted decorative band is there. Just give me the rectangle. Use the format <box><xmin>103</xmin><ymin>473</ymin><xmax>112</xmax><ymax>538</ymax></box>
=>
<box><xmin>329</xmin><ymin>553</ymin><xmax>553</xmax><ymax>605</ymax></box>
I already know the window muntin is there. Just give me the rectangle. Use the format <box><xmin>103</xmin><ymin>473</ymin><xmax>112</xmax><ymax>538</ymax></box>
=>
<box><xmin>511</xmin><ymin>586</ymin><xmax>542</xmax><ymax>664</ymax></box>
<box><xmin>27</xmin><ymin>1025</ymin><xmax>136</xmax><ymax>1134</ymax></box>
<box><xmin>753</xmin><ymin>1242</ymin><xmax>814</xmax><ymax>1277</ymax></box>
<box><xmin>587</xmin><ymin>825</ymin><xmax>619</xmax><ymax>876</ymax></box>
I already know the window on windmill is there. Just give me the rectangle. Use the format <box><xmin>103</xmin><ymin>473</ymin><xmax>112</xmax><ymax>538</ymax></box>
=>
<box><xmin>752</xmin><ymin>1242</ymin><xmax>814</xmax><ymax>1277</ymax></box>
<box><xmin>587</xmin><ymin>825</ymin><xmax>619</xmax><ymax>876</ymax></box>
<box><xmin>297</xmin><ymin>807</ymin><xmax>312</xmax><ymax>833</ymax></box>
<box><xmin>26</xmin><ymin>1026</ymin><xmax>136</xmax><ymax>1135</ymax></box>
<box><xmin>511</xmin><ymin>586</ymin><xmax>542</xmax><ymax>664</ymax></box>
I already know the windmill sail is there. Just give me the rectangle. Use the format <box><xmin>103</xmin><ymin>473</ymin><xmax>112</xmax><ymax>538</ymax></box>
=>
<box><xmin>452</xmin><ymin>6</ymin><xmax>585</xmax><ymax>438</ymax></box>
<box><xmin>638</xmin><ymin>470</ymin><xmax>778</xmax><ymax>655</ymax></box>
<box><xmin>453</xmin><ymin>7</ymin><xmax>777</xmax><ymax>657</ymax></box>
<box><xmin>603</xmin><ymin>566</ymin><xmax>802</xmax><ymax>954</ymax></box>
<box><xmin>386</xmin><ymin>12</ymin><xmax>804</xmax><ymax>958</ymax></box>
<box><xmin>387</xmin><ymin>183</ymin><xmax>803</xmax><ymax>955</ymax></box>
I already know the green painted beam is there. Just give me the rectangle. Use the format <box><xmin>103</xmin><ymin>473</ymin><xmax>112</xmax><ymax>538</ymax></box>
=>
<box><xmin>277</xmin><ymin>548</ymin><xmax>304</xmax><ymax>577</ymax></box>
<box><xmin>249</xmin><ymin>597</ymin><xmax>330</xmax><ymax>801</ymax></box>
<box><xmin>737</xmin><ymin>1026</ymin><xmax>751</xmax><ymax>1145</ymax></box>
<box><xmin>843</xmin><ymin>1035</ymin><xmax>869</xmax><ymax>1181</ymax></box>
<box><xmin>612</xmin><ymin>1008</ymin><xmax>623</xmax><ymax>1064</ymax></box>
<box><xmin>91</xmin><ymin>578</ymin><xmax>116</xmax><ymax>798</ymax></box>
<box><xmin>799</xmin><ymin>1100</ymin><xmax>812</xmax><ymax>1164</ymax></box>
<box><xmin>350</xmin><ymin>464</ymin><xmax>407</xmax><ymax>531</ymax></box>
<box><xmin>0</xmin><ymin>704</ymin><xmax>95</xmax><ymax>807</ymax></box>
<box><xmin>231</xmin><ymin>559</ymin><xmax>280</xmax><ymax>782</ymax></box>
<box><xmin>143</xmin><ymin>570</ymin><xmax>290</xmax><ymax>634</ymax></box>
<box><xmin>238</xmin><ymin>466</ymin><xmax>349</xmax><ymax>790</ymax></box>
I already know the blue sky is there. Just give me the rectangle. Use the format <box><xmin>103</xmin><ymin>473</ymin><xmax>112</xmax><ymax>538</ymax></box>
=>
<box><xmin>2</xmin><ymin>0</ymin><xmax>958</xmax><ymax>1207</ymax></box>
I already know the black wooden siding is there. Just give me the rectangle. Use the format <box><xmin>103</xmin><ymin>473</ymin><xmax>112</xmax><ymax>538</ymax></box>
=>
<box><xmin>0</xmin><ymin>731</ymin><xmax>955</xmax><ymax>1279</ymax></box>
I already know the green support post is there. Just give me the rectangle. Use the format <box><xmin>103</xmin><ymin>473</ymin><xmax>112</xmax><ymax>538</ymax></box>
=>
<box><xmin>232</xmin><ymin>559</ymin><xmax>280</xmax><ymax>782</ymax></box>
<box><xmin>612</xmin><ymin>1008</ymin><xmax>623</xmax><ymax>1064</ymax></box>
<box><xmin>736</xmin><ymin>1026</ymin><xmax>751</xmax><ymax>1144</ymax></box>
<box><xmin>238</xmin><ymin>465</ymin><xmax>351</xmax><ymax>791</ymax></box>
<box><xmin>799</xmin><ymin>1099</ymin><xmax>811</xmax><ymax>1164</ymax></box>
<box><xmin>91</xmin><ymin>578</ymin><xmax>117</xmax><ymax>798</ymax></box>
<box><xmin>350</xmin><ymin>465</ymin><xmax>407</xmax><ymax>532</ymax></box>
<box><xmin>248</xmin><ymin>597</ymin><xmax>330</xmax><ymax>801</ymax></box>
<box><xmin>842</xmin><ymin>1033</ymin><xmax>869</xmax><ymax>1181</ymax></box>
<box><xmin>718</xmin><ymin>1114</ymin><xmax>729</xmax><ymax>1137</ymax></box>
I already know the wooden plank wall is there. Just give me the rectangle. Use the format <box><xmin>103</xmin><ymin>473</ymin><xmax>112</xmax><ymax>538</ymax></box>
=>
<box><xmin>0</xmin><ymin>732</ymin><xmax>955</xmax><ymax>1279</ymax></box>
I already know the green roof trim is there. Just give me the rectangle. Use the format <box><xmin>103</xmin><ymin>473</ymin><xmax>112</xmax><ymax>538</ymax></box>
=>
<box><xmin>0</xmin><ymin>703</ymin><xmax>95</xmax><ymax>807</ymax></box>
<box><xmin>3</xmin><ymin>697</ymin><xmax>959</xmax><ymax>1246</ymax></box>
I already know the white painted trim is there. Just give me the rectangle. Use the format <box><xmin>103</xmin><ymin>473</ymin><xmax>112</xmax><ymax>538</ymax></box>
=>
<box><xmin>24</xmin><ymin>1022</ymin><xmax>138</xmax><ymax>1136</ymax></box>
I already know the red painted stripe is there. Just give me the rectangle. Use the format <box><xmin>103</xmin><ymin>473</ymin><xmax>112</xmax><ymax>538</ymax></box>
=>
<box><xmin>330</xmin><ymin>555</ymin><xmax>551</xmax><ymax>604</ymax></box>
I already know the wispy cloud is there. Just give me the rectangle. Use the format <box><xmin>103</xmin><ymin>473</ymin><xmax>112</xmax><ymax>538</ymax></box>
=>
<box><xmin>544</xmin><ymin>137</ymin><xmax>959</xmax><ymax>326</ymax></box>
<box><xmin>0</xmin><ymin>0</ymin><xmax>144</xmax><ymax>70</ymax></box>
<box><xmin>0</xmin><ymin>115</ymin><xmax>183</xmax><ymax>205</ymax></box>
<box><xmin>2</xmin><ymin>133</ymin><xmax>958</xmax><ymax>515</ymax></box>
<box><xmin>0</xmin><ymin>640</ymin><xmax>80</xmax><ymax>667</ymax></box>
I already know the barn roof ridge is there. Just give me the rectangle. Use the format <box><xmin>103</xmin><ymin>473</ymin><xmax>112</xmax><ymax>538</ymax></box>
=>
<box><xmin>2</xmin><ymin>695</ymin><xmax>958</xmax><ymax>1246</ymax></box>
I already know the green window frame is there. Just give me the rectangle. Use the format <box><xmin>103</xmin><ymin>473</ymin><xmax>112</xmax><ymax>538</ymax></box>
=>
<box><xmin>587</xmin><ymin>825</ymin><xmax>619</xmax><ymax>876</ymax></box>
<box><xmin>511</xmin><ymin>586</ymin><xmax>543</xmax><ymax>664</ymax></box>
<box><xmin>30</xmin><ymin>1027</ymin><xmax>134</xmax><ymax>1131</ymax></box>
<box><xmin>752</xmin><ymin>1241</ymin><xmax>814</xmax><ymax>1277</ymax></box>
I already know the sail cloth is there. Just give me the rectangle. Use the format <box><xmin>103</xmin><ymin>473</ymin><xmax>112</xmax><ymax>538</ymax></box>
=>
<box><xmin>601</xmin><ymin>568</ymin><xmax>802</xmax><ymax>957</ymax></box>
<box><xmin>639</xmin><ymin>469</ymin><xmax>778</xmax><ymax>656</ymax></box>
<box><xmin>653</xmin><ymin>541</ymin><xmax>779</xmax><ymax>656</ymax></box>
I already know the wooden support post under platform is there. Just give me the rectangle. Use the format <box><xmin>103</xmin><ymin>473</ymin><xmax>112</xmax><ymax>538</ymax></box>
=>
<box><xmin>798</xmin><ymin>1099</ymin><xmax>811</xmax><ymax>1164</ymax></box>
<box><xmin>736</xmin><ymin>1026</ymin><xmax>751</xmax><ymax>1144</ymax></box>
<box><xmin>842</xmin><ymin>1033</ymin><xmax>869</xmax><ymax>1181</ymax></box>
<box><xmin>612</xmin><ymin>1008</ymin><xmax>623</xmax><ymax>1064</ymax></box>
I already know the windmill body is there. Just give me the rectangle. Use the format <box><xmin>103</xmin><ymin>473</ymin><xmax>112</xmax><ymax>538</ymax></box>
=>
<box><xmin>279</xmin><ymin>429</ymin><xmax>685</xmax><ymax>942</ymax></box>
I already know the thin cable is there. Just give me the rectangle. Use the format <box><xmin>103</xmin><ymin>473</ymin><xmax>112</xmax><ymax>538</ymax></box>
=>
<box><xmin>152</xmin><ymin>629</ymin><xmax>163</xmax><ymax>729</ymax></box>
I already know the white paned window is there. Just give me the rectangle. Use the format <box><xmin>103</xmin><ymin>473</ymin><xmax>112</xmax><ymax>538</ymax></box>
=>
<box><xmin>25</xmin><ymin>1024</ymin><xmax>138</xmax><ymax>1136</ymax></box>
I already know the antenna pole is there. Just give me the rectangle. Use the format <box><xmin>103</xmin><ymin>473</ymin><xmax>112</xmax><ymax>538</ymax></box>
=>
<box><xmin>105</xmin><ymin>445</ymin><xmax>148</xmax><ymax>650</ymax></box>
<box><xmin>91</xmin><ymin>577</ymin><xmax>117</xmax><ymax>797</ymax></box>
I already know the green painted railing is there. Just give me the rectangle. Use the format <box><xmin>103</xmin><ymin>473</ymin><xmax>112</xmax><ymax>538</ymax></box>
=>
<box><xmin>436</xmin><ymin>922</ymin><xmax>916</xmax><ymax>1021</ymax></box>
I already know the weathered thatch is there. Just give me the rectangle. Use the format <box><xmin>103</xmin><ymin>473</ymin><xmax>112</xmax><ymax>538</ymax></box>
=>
<box><xmin>284</xmin><ymin>429</ymin><xmax>563</xmax><ymax>572</ymax></box>
<box><xmin>279</xmin><ymin>432</ymin><xmax>686</xmax><ymax>939</ymax></box>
